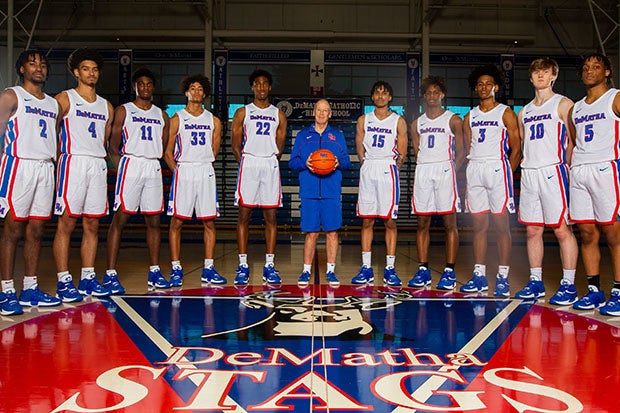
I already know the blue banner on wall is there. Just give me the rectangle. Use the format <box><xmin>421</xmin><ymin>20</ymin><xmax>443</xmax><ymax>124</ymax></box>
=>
<box><xmin>406</xmin><ymin>52</ymin><xmax>421</xmax><ymax>120</ymax></box>
<box><xmin>325</xmin><ymin>51</ymin><xmax>406</xmax><ymax>64</ymax></box>
<box><xmin>118</xmin><ymin>49</ymin><xmax>132</xmax><ymax>104</ymax></box>
<box><xmin>274</xmin><ymin>97</ymin><xmax>363</xmax><ymax>121</ymax></box>
<box><xmin>228</xmin><ymin>50</ymin><xmax>310</xmax><ymax>62</ymax></box>
<box><xmin>213</xmin><ymin>49</ymin><xmax>228</xmax><ymax>122</ymax></box>
<box><xmin>500</xmin><ymin>54</ymin><xmax>515</xmax><ymax>99</ymax></box>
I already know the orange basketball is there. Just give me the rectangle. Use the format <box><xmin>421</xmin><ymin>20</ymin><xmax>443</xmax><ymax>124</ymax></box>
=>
<box><xmin>309</xmin><ymin>149</ymin><xmax>337</xmax><ymax>175</ymax></box>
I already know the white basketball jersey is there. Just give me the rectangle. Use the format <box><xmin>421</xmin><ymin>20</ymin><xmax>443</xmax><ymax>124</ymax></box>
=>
<box><xmin>173</xmin><ymin>108</ymin><xmax>215</xmax><ymax>163</ymax></box>
<box><xmin>242</xmin><ymin>103</ymin><xmax>279</xmax><ymax>157</ymax></box>
<box><xmin>416</xmin><ymin>110</ymin><xmax>456</xmax><ymax>164</ymax></box>
<box><xmin>120</xmin><ymin>102</ymin><xmax>164</xmax><ymax>159</ymax></box>
<box><xmin>3</xmin><ymin>86</ymin><xmax>58</xmax><ymax>160</ymax></box>
<box><xmin>362</xmin><ymin>111</ymin><xmax>400</xmax><ymax>161</ymax></box>
<box><xmin>520</xmin><ymin>94</ymin><xmax>568</xmax><ymax>169</ymax></box>
<box><xmin>59</xmin><ymin>89</ymin><xmax>108</xmax><ymax>157</ymax></box>
<box><xmin>572</xmin><ymin>88</ymin><xmax>620</xmax><ymax>166</ymax></box>
<box><xmin>467</xmin><ymin>103</ymin><xmax>509</xmax><ymax>161</ymax></box>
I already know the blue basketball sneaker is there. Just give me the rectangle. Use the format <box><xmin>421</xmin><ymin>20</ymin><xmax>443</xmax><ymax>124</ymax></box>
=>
<box><xmin>599</xmin><ymin>288</ymin><xmax>620</xmax><ymax>316</ymax></box>
<box><xmin>169</xmin><ymin>267</ymin><xmax>183</xmax><ymax>287</ymax></box>
<box><xmin>549</xmin><ymin>279</ymin><xmax>578</xmax><ymax>305</ymax></box>
<box><xmin>515</xmin><ymin>277</ymin><xmax>545</xmax><ymax>300</ymax></box>
<box><xmin>436</xmin><ymin>269</ymin><xmax>456</xmax><ymax>290</ymax></box>
<box><xmin>460</xmin><ymin>272</ymin><xmax>489</xmax><ymax>293</ymax></box>
<box><xmin>352</xmin><ymin>265</ymin><xmax>374</xmax><ymax>284</ymax></box>
<box><xmin>103</xmin><ymin>272</ymin><xmax>126</xmax><ymax>295</ymax></box>
<box><xmin>494</xmin><ymin>275</ymin><xmax>510</xmax><ymax>297</ymax></box>
<box><xmin>78</xmin><ymin>277</ymin><xmax>110</xmax><ymax>297</ymax></box>
<box><xmin>326</xmin><ymin>271</ymin><xmax>340</xmax><ymax>286</ymax></box>
<box><xmin>202</xmin><ymin>267</ymin><xmax>227</xmax><ymax>284</ymax></box>
<box><xmin>408</xmin><ymin>267</ymin><xmax>431</xmax><ymax>288</ymax></box>
<box><xmin>234</xmin><ymin>265</ymin><xmax>250</xmax><ymax>285</ymax></box>
<box><xmin>573</xmin><ymin>285</ymin><xmax>606</xmax><ymax>310</ymax></box>
<box><xmin>147</xmin><ymin>269</ymin><xmax>170</xmax><ymax>289</ymax></box>
<box><xmin>56</xmin><ymin>275</ymin><xmax>84</xmax><ymax>303</ymax></box>
<box><xmin>0</xmin><ymin>290</ymin><xmax>23</xmax><ymax>316</ymax></box>
<box><xmin>383</xmin><ymin>267</ymin><xmax>402</xmax><ymax>286</ymax></box>
<box><xmin>19</xmin><ymin>285</ymin><xmax>61</xmax><ymax>307</ymax></box>
<box><xmin>263</xmin><ymin>264</ymin><xmax>282</xmax><ymax>284</ymax></box>
<box><xmin>298</xmin><ymin>271</ymin><xmax>311</xmax><ymax>286</ymax></box>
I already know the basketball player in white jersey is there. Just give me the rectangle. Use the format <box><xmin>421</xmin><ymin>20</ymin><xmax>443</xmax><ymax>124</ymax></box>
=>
<box><xmin>53</xmin><ymin>48</ymin><xmax>114</xmax><ymax>301</ymax></box>
<box><xmin>408</xmin><ymin>76</ymin><xmax>465</xmax><ymax>290</ymax></box>
<box><xmin>461</xmin><ymin>64</ymin><xmax>521</xmax><ymax>296</ymax></box>
<box><xmin>164</xmin><ymin>74</ymin><xmax>226</xmax><ymax>286</ymax></box>
<box><xmin>231</xmin><ymin>69</ymin><xmax>288</xmax><ymax>285</ymax></box>
<box><xmin>516</xmin><ymin>57</ymin><xmax>579</xmax><ymax>304</ymax></box>
<box><xmin>107</xmin><ymin>68</ymin><xmax>170</xmax><ymax>291</ymax></box>
<box><xmin>0</xmin><ymin>50</ymin><xmax>62</xmax><ymax>315</ymax></box>
<box><xmin>568</xmin><ymin>54</ymin><xmax>620</xmax><ymax>316</ymax></box>
<box><xmin>351</xmin><ymin>81</ymin><xmax>408</xmax><ymax>286</ymax></box>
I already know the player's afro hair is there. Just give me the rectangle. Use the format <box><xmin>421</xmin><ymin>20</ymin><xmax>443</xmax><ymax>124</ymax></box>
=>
<box><xmin>249</xmin><ymin>69</ymin><xmax>272</xmax><ymax>86</ymax></box>
<box><xmin>181</xmin><ymin>74</ymin><xmax>211</xmax><ymax>96</ymax></box>
<box><xmin>467</xmin><ymin>64</ymin><xmax>504</xmax><ymax>90</ymax></box>
<box><xmin>421</xmin><ymin>76</ymin><xmax>447</xmax><ymax>95</ymax></box>
<box><xmin>370</xmin><ymin>80</ymin><xmax>394</xmax><ymax>97</ymax></box>
<box><xmin>67</xmin><ymin>48</ymin><xmax>104</xmax><ymax>72</ymax></box>
<box><xmin>132</xmin><ymin>67</ymin><xmax>157</xmax><ymax>86</ymax></box>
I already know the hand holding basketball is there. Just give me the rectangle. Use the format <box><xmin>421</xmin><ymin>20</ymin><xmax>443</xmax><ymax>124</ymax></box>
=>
<box><xmin>308</xmin><ymin>149</ymin><xmax>337</xmax><ymax>175</ymax></box>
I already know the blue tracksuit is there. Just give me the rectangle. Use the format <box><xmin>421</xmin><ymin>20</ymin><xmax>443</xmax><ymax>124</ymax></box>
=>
<box><xmin>289</xmin><ymin>124</ymin><xmax>350</xmax><ymax>199</ymax></box>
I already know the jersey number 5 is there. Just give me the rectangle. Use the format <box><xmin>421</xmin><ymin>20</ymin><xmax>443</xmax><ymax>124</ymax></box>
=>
<box><xmin>372</xmin><ymin>134</ymin><xmax>385</xmax><ymax>148</ymax></box>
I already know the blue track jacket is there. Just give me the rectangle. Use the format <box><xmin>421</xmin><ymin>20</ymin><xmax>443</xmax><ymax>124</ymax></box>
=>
<box><xmin>289</xmin><ymin>124</ymin><xmax>350</xmax><ymax>199</ymax></box>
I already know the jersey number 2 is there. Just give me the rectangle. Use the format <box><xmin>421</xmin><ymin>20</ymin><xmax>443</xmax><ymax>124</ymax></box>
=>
<box><xmin>38</xmin><ymin>119</ymin><xmax>47</xmax><ymax>139</ymax></box>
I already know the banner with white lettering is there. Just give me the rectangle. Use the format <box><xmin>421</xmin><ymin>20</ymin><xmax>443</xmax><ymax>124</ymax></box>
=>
<box><xmin>118</xmin><ymin>49</ymin><xmax>132</xmax><ymax>104</ymax></box>
<box><xmin>406</xmin><ymin>52</ymin><xmax>421</xmax><ymax>121</ymax></box>
<box><xmin>275</xmin><ymin>98</ymin><xmax>363</xmax><ymax>121</ymax></box>
<box><xmin>501</xmin><ymin>54</ymin><xmax>515</xmax><ymax>100</ymax></box>
<box><xmin>213</xmin><ymin>49</ymin><xmax>228</xmax><ymax>122</ymax></box>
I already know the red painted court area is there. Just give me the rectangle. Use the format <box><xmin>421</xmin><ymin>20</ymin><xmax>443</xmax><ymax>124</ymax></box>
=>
<box><xmin>1</xmin><ymin>285</ymin><xmax>619</xmax><ymax>412</ymax></box>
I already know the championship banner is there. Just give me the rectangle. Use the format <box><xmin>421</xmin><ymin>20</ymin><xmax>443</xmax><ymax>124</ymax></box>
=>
<box><xmin>213</xmin><ymin>49</ymin><xmax>228</xmax><ymax>122</ymax></box>
<box><xmin>118</xmin><ymin>49</ymin><xmax>132</xmax><ymax>104</ymax></box>
<box><xmin>275</xmin><ymin>97</ymin><xmax>363</xmax><ymax>121</ymax></box>
<box><xmin>310</xmin><ymin>50</ymin><xmax>325</xmax><ymax>97</ymax></box>
<box><xmin>500</xmin><ymin>54</ymin><xmax>515</xmax><ymax>100</ymax></box>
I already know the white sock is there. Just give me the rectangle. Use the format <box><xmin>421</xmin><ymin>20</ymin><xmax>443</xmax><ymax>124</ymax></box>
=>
<box><xmin>530</xmin><ymin>267</ymin><xmax>542</xmax><ymax>281</ymax></box>
<box><xmin>563</xmin><ymin>269</ymin><xmax>576</xmax><ymax>284</ymax></box>
<box><xmin>362</xmin><ymin>251</ymin><xmax>371</xmax><ymax>267</ymax></box>
<box><xmin>239</xmin><ymin>254</ymin><xmax>248</xmax><ymax>266</ymax></box>
<box><xmin>57</xmin><ymin>271</ymin><xmax>70</xmax><ymax>282</ymax></box>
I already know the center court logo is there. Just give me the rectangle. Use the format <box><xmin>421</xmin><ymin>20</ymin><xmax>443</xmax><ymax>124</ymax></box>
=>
<box><xmin>42</xmin><ymin>287</ymin><xmax>595</xmax><ymax>412</ymax></box>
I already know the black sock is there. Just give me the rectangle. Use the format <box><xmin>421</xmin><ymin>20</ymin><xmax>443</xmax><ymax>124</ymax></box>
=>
<box><xmin>587</xmin><ymin>275</ymin><xmax>600</xmax><ymax>289</ymax></box>
<box><xmin>445</xmin><ymin>263</ymin><xmax>455</xmax><ymax>270</ymax></box>
<box><xmin>419</xmin><ymin>262</ymin><xmax>428</xmax><ymax>269</ymax></box>
<box><xmin>613</xmin><ymin>281</ymin><xmax>620</xmax><ymax>291</ymax></box>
